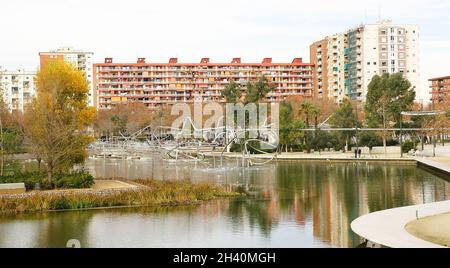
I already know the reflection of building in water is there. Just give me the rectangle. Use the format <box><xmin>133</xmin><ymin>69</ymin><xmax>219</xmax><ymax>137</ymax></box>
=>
<box><xmin>83</xmin><ymin>157</ymin><xmax>449</xmax><ymax>247</ymax></box>
<box><xmin>308</xmin><ymin>164</ymin><xmax>450</xmax><ymax>247</ymax></box>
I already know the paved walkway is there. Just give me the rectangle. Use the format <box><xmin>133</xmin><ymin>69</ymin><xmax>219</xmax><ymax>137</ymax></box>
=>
<box><xmin>216</xmin><ymin>152</ymin><xmax>415</xmax><ymax>162</ymax></box>
<box><xmin>91</xmin><ymin>180</ymin><xmax>138</xmax><ymax>190</ymax></box>
<box><xmin>351</xmin><ymin>200</ymin><xmax>450</xmax><ymax>248</ymax></box>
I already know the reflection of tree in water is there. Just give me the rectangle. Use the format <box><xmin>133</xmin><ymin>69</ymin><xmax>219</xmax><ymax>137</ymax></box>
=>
<box><xmin>38</xmin><ymin>206</ymin><xmax>199</xmax><ymax>247</ymax></box>
<box><xmin>365</xmin><ymin>165</ymin><xmax>413</xmax><ymax>212</ymax></box>
<box><xmin>226</xmin><ymin>162</ymin><xmax>449</xmax><ymax>248</ymax></box>
<box><xmin>227</xmin><ymin>169</ymin><xmax>280</xmax><ymax>237</ymax></box>
<box><xmin>37</xmin><ymin>210</ymin><xmax>95</xmax><ymax>248</ymax></box>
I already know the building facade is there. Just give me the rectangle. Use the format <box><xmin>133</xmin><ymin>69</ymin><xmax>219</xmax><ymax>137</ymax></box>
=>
<box><xmin>0</xmin><ymin>68</ymin><xmax>36</xmax><ymax>112</ymax></box>
<box><xmin>429</xmin><ymin>76</ymin><xmax>450</xmax><ymax>104</ymax></box>
<box><xmin>311</xmin><ymin>20</ymin><xmax>420</xmax><ymax>103</ymax></box>
<box><xmin>93</xmin><ymin>57</ymin><xmax>314</xmax><ymax>109</ymax></box>
<box><xmin>39</xmin><ymin>47</ymin><xmax>94</xmax><ymax>106</ymax></box>
<box><xmin>310</xmin><ymin>34</ymin><xmax>347</xmax><ymax>103</ymax></box>
<box><xmin>310</xmin><ymin>39</ymin><xmax>328</xmax><ymax>100</ymax></box>
<box><xmin>347</xmin><ymin>21</ymin><xmax>420</xmax><ymax>102</ymax></box>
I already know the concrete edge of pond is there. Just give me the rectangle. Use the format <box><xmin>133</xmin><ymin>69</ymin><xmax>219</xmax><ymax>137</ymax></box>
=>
<box><xmin>351</xmin><ymin>200</ymin><xmax>450</xmax><ymax>248</ymax></box>
<box><xmin>415</xmin><ymin>158</ymin><xmax>450</xmax><ymax>180</ymax></box>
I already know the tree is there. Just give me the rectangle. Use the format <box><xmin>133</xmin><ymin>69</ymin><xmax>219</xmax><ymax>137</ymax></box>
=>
<box><xmin>309</xmin><ymin>130</ymin><xmax>338</xmax><ymax>153</ymax></box>
<box><xmin>245</xmin><ymin>75</ymin><xmax>275</xmax><ymax>104</ymax></box>
<box><xmin>0</xmin><ymin>97</ymin><xmax>26</xmax><ymax>175</ymax></box>
<box><xmin>221</xmin><ymin>80</ymin><xmax>243</xmax><ymax>103</ymax></box>
<box><xmin>94</xmin><ymin>102</ymin><xmax>154</xmax><ymax>138</ymax></box>
<box><xmin>24</xmin><ymin>61</ymin><xmax>95</xmax><ymax>184</ymax></box>
<box><xmin>279</xmin><ymin>102</ymin><xmax>293</xmax><ymax>151</ymax></box>
<box><xmin>299</xmin><ymin>101</ymin><xmax>314</xmax><ymax>127</ymax></box>
<box><xmin>365</xmin><ymin>73</ymin><xmax>415</xmax><ymax>155</ymax></box>
<box><xmin>311</xmin><ymin>106</ymin><xmax>321</xmax><ymax>129</ymax></box>
<box><xmin>359</xmin><ymin>132</ymin><xmax>382</xmax><ymax>155</ymax></box>
<box><xmin>330</xmin><ymin>99</ymin><xmax>358</xmax><ymax>151</ymax></box>
<box><xmin>279</xmin><ymin>102</ymin><xmax>305</xmax><ymax>152</ymax></box>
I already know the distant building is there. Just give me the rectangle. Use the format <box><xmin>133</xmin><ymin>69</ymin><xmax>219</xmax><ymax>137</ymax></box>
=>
<box><xmin>0</xmin><ymin>68</ymin><xmax>36</xmax><ymax>112</ymax></box>
<box><xmin>310</xmin><ymin>33</ymin><xmax>347</xmax><ymax>104</ymax></box>
<box><xmin>310</xmin><ymin>20</ymin><xmax>420</xmax><ymax>103</ymax></box>
<box><xmin>39</xmin><ymin>47</ymin><xmax>94</xmax><ymax>106</ymax></box>
<box><xmin>93</xmin><ymin>57</ymin><xmax>314</xmax><ymax>109</ymax></box>
<box><xmin>429</xmin><ymin>76</ymin><xmax>450</xmax><ymax>104</ymax></box>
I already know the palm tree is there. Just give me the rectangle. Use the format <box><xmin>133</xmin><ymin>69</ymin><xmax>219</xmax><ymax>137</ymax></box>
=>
<box><xmin>311</xmin><ymin>107</ymin><xmax>322</xmax><ymax>129</ymax></box>
<box><xmin>299</xmin><ymin>101</ymin><xmax>314</xmax><ymax>127</ymax></box>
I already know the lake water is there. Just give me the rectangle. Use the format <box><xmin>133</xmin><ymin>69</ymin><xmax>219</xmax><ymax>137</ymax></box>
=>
<box><xmin>0</xmin><ymin>156</ymin><xmax>449</xmax><ymax>248</ymax></box>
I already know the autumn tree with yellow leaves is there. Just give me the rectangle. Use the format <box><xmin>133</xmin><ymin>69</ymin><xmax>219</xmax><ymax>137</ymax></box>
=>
<box><xmin>24</xmin><ymin>61</ymin><xmax>95</xmax><ymax>184</ymax></box>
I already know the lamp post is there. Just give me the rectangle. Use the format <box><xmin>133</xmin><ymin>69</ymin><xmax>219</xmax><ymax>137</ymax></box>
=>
<box><xmin>355</xmin><ymin>101</ymin><xmax>359</xmax><ymax>158</ymax></box>
<box><xmin>400</xmin><ymin>112</ymin><xmax>403</xmax><ymax>158</ymax></box>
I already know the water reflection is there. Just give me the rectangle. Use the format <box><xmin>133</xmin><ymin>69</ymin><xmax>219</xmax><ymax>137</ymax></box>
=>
<box><xmin>0</xmin><ymin>158</ymin><xmax>449</xmax><ymax>248</ymax></box>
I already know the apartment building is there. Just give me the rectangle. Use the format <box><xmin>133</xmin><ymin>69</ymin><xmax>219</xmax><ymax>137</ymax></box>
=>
<box><xmin>311</xmin><ymin>20</ymin><xmax>420</xmax><ymax>103</ymax></box>
<box><xmin>0</xmin><ymin>68</ymin><xmax>36</xmax><ymax>112</ymax></box>
<box><xmin>93</xmin><ymin>57</ymin><xmax>314</xmax><ymax>109</ymax></box>
<box><xmin>310</xmin><ymin>33</ymin><xmax>347</xmax><ymax>103</ymax></box>
<box><xmin>39</xmin><ymin>47</ymin><xmax>94</xmax><ymax>106</ymax></box>
<box><xmin>346</xmin><ymin>20</ymin><xmax>419</xmax><ymax>101</ymax></box>
<box><xmin>310</xmin><ymin>39</ymin><xmax>328</xmax><ymax>100</ymax></box>
<box><xmin>429</xmin><ymin>76</ymin><xmax>450</xmax><ymax>104</ymax></box>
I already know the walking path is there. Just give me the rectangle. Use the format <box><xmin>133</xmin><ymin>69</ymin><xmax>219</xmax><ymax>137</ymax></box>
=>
<box><xmin>91</xmin><ymin>180</ymin><xmax>138</xmax><ymax>190</ymax></box>
<box><xmin>351</xmin><ymin>200</ymin><xmax>450</xmax><ymax>248</ymax></box>
<box><xmin>217</xmin><ymin>151</ymin><xmax>415</xmax><ymax>162</ymax></box>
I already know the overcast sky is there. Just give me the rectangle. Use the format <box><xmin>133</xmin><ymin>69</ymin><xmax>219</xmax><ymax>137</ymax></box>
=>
<box><xmin>1</xmin><ymin>0</ymin><xmax>449</xmax><ymax>102</ymax></box>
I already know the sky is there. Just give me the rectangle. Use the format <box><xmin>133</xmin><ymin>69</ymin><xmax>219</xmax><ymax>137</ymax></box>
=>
<box><xmin>1</xmin><ymin>0</ymin><xmax>449</xmax><ymax>102</ymax></box>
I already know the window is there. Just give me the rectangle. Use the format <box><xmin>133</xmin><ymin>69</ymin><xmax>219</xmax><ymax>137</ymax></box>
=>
<box><xmin>391</xmin><ymin>36</ymin><xmax>395</xmax><ymax>41</ymax></box>
<box><xmin>367</xmin><ymin>62</ymin><xmax>371</xmax><ymax>65</ymax></box>
<box><xmin>373</xmin><ymin>62</ymin><xmax>377</xmax><ymax>65</ymax></box>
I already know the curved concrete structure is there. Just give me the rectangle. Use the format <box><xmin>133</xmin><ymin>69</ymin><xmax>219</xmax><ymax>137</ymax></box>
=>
<box><xmin>351</xmin><ymin>200</ymin><xmax>450</xmax><ymax>248</ymax></box>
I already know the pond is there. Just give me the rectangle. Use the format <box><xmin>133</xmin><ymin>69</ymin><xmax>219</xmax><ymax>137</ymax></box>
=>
<box><xmin>0</xmin><ymin>156</ymin><xmax>449</xmax><ymax>248</ymax></box>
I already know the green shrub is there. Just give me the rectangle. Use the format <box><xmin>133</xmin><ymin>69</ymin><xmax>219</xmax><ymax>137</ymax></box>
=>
<box><xmin>386</xmin><ymin>139</ymin><xmax>399</xmax><ymax>146</ymax></box>
<box><xmin>0</xmin><ymin>171</ymin><xmax>94</xmax><ymax>190</ymax></box>
<box><xmin>402</xmin><ymin>141</ymin><xmax>416</xmax><ymax>153</ymax></box>
<box><xmin>53</xmin><ymin>172</ymin><xmax>95</xmax><ymax>189</ymax></box>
